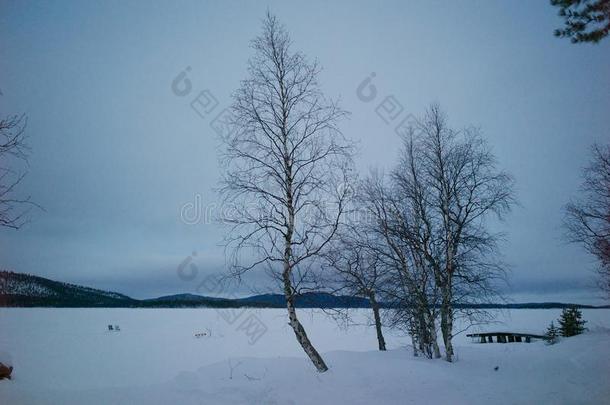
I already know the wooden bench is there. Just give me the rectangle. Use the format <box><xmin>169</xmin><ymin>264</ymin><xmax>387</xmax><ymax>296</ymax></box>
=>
<box><xmin>466</xmin><ymin>332</ymin><xmax>548</xmax><ymax>343</ymax></box>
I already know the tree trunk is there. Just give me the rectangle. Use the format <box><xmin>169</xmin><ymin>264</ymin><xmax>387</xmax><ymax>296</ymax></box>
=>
<box><xmin>368</xmin><ymin>291</ymin><xmax>386</xmax><ymax>351</ymax></box>
<box><xmin>282</xmin><ymin>257</ymin><xmax>328</xmax><ymax>372</ymax></box>
<box><xmin>427</xmin><ymin>312</ymin><xmax>441</xmax><ymax>359</ymax></box>
<box><xmin>281</xmin><ymin>143</ymin><xmax>328</xmax><ymax>373</ymax></box>
<box><xmin>418</xmin><ymin>311</ymin><xmax>432</xmax><ymax>358</ymax></box>
<box><xmin>283</xmin><ymin>277</ymin><xmax>329</xmax><ymax>372</ymax></box>
<box><xmin>410</xmin><ymin>332</ymin><xmax>419</xmax><ymax>357</ymax></box>
<box><xmin>282</xmin><ymin>217</ymin><xmax>328</xmax><ymax>372</ymax></box>
<box><xmin>440</xmin><ymin>291</ymin><xmax>454</xmax><ymax>362</ymax></box>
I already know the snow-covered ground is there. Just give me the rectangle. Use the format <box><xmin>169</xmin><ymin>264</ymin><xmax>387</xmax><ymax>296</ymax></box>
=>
<box><xmin>1</xmin><ymin>308</ymin><xmax>609</xmax><ymax>404</ymax></box>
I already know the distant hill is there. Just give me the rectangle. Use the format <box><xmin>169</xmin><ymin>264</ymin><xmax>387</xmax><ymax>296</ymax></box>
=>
<box><xmin>0</xmin><ymin>271</ymin><xmax>137</xmax><ymax>307</ymax></box>
<box><xmin>1</xmin><ymin>271</ymin><xmax>608</xmax><ymax>309</ymax></box>
<box><xmin>0</xmin><ymin>271</ymin><xmax>369</xmax><ymax>308</ymax></box>
<box><xmin>237</xmin><ymin>292</ymin><xmax>371</xmax><ymax>308</ymax></box>
<box><xmin>141</xmin><ymin>293</ymin><xmax>239</xmax><ymax>308</ymax></box>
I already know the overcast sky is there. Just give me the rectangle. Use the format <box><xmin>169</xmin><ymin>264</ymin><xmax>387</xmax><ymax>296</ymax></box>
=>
<box><xmin>1</xmin><ymin>0</ymin><xmax>608</xmax><ymax>303</ymax></box>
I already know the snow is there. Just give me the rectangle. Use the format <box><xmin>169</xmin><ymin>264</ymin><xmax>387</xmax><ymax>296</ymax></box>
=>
<box><xmin>1</xmin><ymin>308</ymin><xmax>609</xmax><ymax>404</ymax></box>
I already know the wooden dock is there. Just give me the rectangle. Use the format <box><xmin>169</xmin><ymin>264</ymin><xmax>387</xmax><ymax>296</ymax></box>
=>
<box><xmin>466</xmin><ymin>332</ymin><xmax>548</xmax><ymax>343</ymax></box>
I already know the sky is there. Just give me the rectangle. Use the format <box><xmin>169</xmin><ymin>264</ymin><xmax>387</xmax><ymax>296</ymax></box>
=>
<box><xmin>1</xmin><ymin>0</ymin><xmax>608</xmax><ymax>303</ymax></box>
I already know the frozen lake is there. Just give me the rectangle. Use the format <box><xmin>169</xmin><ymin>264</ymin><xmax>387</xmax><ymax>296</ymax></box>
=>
<box><xmin>1</xmin><ymin>307</ymin><xmax>609</xmax><ymax>404</ymax></box>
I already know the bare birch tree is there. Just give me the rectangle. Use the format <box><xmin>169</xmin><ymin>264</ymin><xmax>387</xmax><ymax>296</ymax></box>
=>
<box><xmin>220</xmin><ymin>12</ymin><xmax>353</xmax><ymax>372</ymax></box>
<box><xmin>400</xmin><ymin>104</ymin><xmax>515</xmax><ymax>362</ymax></box>
<box><xmin>564</xmin><ymin>143</ymin><xmax>610</xmax><ymax>297</ymax></box>
<box><xmin>323</xmin><ymin>223</ymin><xmax>388</xmax><ymax>351</ymax></box>
<box><xmin>0</xmin><ymin>114</ymin><xmax>37</xmax><ymax>229</ymax></box>
<box><xmin>360</xmin><ymin>171</ymin><xmax>442</xmax><ymax>359</ymax></box>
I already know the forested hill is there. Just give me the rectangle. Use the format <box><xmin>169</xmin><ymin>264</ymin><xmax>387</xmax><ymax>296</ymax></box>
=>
<box><xmin>0</xmin><ymin>271</ymin><xmax>137</xmax><ymax>307</ymax></box>
<box><xmin>1</xmin><ymin>271</ymin><xmax>607</xmax><ymax>309</ymax></box>
<box><xmin>0</xmin><ymin>271</ymin><xmax>368</xmax><ymax>308</ymax></box>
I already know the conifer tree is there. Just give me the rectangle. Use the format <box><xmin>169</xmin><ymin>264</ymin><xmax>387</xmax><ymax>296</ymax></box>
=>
<box><xmin>551</xmin><ymin>0</ymin><xmax>610</xmax><ymax>43</ymax></box>
<box><xmin>558</xmin><ymin>307</ymin><xmax>587</xmax><ymax>337</ymax></box>
<box><xmin>545</xmin><ymin>321</ymin><xmax>560</xmax><ymax>345</ymax></box>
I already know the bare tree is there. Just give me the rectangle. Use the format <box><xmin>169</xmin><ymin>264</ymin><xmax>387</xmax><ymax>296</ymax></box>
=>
<box><xmin>564</xmin><ymin>143</ymin><xmax>610</xmax><ymax>297</ymax></box>
<box><xmin>0</xmin><ymin>114</ymin><xmax>37</xmax><ymax>229</ymax></box>
<box><xmin>323</xmin><ymin>223</ymin><xmax>388</xmax><ymax>351</ymax></box>
<box><xmin>395</xmin><ymin>105</ymin><xmax>514</xmax><ymax>362</ymax></box>
<box><xmin>220</xmin><ymin>12</ymin><xmax>353</xmax><ymax>372</ymax></box>
<box><xmin>359</xmin><ymin>171</ymin><xmax>442</xmax><ymax>359</ymax></box>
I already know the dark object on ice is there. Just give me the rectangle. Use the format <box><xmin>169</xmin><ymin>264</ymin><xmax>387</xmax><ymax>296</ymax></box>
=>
<box><xmin>114</xmin><ymin>325</ymin><xmax>120</xmax><ymax>331</ymax></box>
<box><xmin>194</xmin><ymin>328</ymin><xmax>212</xmax><ymax>338</ymax></box>
<box><xmin>108</xmin><ymin>324</ymin><xmax>114</xmax><ymax>331</ymax></box>
<box><xmin>0</xmin><ymin>362</ymin><xmax>13</xmax><ymax>380</ymax></box>
<box><xmin>466</xmin><ymin>332</ymin><xmax>548</xmax><ymax>343</ymax></box>
<box><xmin>494</xmin><ymin>366</ymin><xmax>499</xmax><ymax>371</ymax></box>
